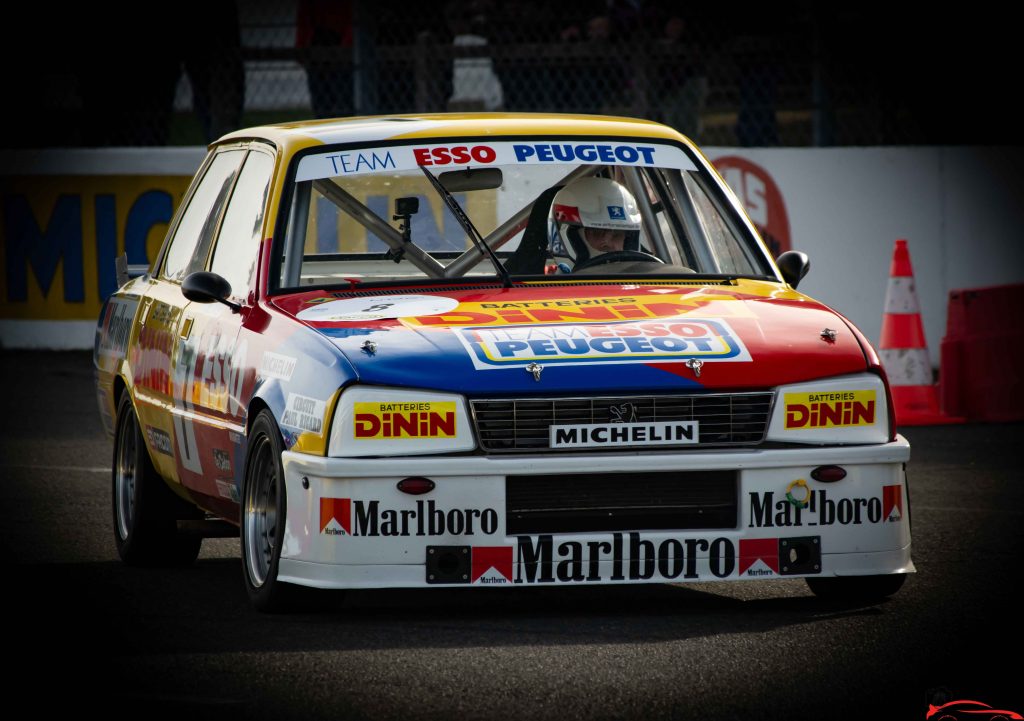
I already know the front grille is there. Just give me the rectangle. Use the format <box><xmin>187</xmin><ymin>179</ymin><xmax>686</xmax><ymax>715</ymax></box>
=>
<box><xmin>471</xmin><ymin>392</ymin><xmax>774</xmax><ymax>452</ymax></box>
<box><xmin>506</xmin><ymin>470</ymin><xmax>738</xmax><ymax>534</ymax></box>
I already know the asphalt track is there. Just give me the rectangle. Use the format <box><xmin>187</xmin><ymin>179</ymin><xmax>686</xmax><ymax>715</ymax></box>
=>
<box><xmin>3</xmin><ymin>350</ymin><xmax>1022</xmax><ymax>721</ymax></box>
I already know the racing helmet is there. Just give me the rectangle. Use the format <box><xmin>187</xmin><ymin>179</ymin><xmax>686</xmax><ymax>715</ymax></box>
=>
<box><xmin>551</xmin><ymin>177</ymin><xmax>642</xmax><ymax>264</ymax></box>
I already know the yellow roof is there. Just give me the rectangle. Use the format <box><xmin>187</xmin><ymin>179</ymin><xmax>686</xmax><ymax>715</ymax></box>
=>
<box><xmin>216</xmin><ymin>113</ymin><xmax>693</xmax><ymax>158</ymax></box>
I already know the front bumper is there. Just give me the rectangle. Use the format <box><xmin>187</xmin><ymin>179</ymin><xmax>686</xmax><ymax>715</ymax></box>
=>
<box><xmin>278</xmin><ymin>437</ymin><xmax>914</xmax><ymax>589</ymax></box>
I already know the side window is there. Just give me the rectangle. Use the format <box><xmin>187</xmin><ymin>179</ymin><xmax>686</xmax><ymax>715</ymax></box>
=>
<box><xmin>681</xmin><ymin>172</ymin><xmax>761</xmax><ymax>275</ymax></box>
<box><xmin>161</xmin><ymin>149</ymin><xmax>245</xmax><ymax>282</ymax></box>
<box><xmin>210</xmin><ymin>151</ymin><xmax>275</xmax><ymax>299</ymax></box>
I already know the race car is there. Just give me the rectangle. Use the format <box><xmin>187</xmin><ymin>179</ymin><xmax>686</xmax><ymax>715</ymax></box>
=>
<box><xmin>94</xmin><ymin>113</ymin><xmax>913</xmax><ymax>611</ymax></box>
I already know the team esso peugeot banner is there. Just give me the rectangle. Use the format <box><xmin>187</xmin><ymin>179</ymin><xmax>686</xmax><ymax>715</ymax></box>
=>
<box><xmin>295</xmin><ymin>141</ymin><xmax>697</xmax><ymax>181</ymax></box>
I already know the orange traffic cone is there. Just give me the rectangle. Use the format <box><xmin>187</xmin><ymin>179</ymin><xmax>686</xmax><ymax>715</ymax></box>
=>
<box><xmin>879</xmin><ymin>239</ymin><xmax>961</xmax><ymax>426</ymax></box>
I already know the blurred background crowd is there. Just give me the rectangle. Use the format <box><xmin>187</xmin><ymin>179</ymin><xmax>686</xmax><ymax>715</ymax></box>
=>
<box><xmin>10</xmin><ymin>0</ymin><xmax>1013</xmax><ymax>148</ymax></box>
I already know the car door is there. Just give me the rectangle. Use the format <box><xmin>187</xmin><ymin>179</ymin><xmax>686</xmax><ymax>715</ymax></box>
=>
<box><xmin>181</xmin><ymin>147</ymin><xmax>277</xmax><ymax>516</ymax></box>
<box><xmin>131</xmin><ymin>147</ymin><xmax>246</xmax><ymax>502</ymax></box>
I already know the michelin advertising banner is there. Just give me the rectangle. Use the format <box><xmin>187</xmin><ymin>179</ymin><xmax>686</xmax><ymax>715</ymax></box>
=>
<box><xmin>0</xmin><ymin>149</ymin><xmax>203</xmax><ymax>348</ymax></box>
<box><xmin>2</xmin><ymin>146</ymin><xmax>1022</xmax><ymax>363</ymax></box>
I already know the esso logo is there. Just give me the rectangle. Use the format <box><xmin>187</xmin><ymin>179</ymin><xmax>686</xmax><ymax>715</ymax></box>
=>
<box><xmin>413</xmin><ymin>145</ymin><xmax>497</xmax><ymax>166</ymax></box>
<box><xmin>713</xmin><ymin>156</ymin><xmax>792</xmax><ymax>257</ymax></box>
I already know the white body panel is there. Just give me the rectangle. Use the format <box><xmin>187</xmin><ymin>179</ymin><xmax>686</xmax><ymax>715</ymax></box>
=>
<box><xmin>278</xmin><ymin>438</ymin><xmax>913</xmax><ymax>589</ymax></box>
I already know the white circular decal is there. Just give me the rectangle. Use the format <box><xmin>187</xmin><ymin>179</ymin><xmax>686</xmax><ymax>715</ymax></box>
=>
<box><xmin>297</xmin><ymin>294</ymin><xmax>460</xmax><ymax>322</ymax></box>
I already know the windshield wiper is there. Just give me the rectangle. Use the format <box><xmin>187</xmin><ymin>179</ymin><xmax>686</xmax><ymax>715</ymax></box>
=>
<box><xmin>420</xmin><ymin>165</ymin><xmax>513</xmax><ymax>288</ymax></box>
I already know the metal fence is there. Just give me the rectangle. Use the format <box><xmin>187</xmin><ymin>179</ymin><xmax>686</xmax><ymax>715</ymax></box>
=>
<box><xmin>16</xmin><ymin>1</ymin><xmax>976</xmax><ymax>148</ymax></box>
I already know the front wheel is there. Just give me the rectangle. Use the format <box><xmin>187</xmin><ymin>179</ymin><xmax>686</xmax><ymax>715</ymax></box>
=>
<box><xmin>806</xmin><ymin>573</ymin><xmax>906</xmax><ymax>603</ymax></box>
<box><xmin>241</xmin><ymin>410</ymin><xmax>294</xmax><ymax>612</ymax></box>
<box><xmin>112</xmin><ymin>392</ymin><xmax>202</xmax><ymax>566</ymax></box>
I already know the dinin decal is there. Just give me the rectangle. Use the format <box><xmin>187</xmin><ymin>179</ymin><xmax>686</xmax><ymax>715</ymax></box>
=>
<box><xmin>353</xmin><ymin>401</ymin><xmax>457</xmax><ymax>439</ymax></box>
<box><xmin>784</xmin><ymin>390</ymin><xmax>876</xmax><ymax>429</ymax></box>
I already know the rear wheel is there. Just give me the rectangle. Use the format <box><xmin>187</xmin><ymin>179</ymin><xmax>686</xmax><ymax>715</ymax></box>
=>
<box><xmin>112</xmin><ymin>392</ymin><xmax>202</xmax><ymax>566</ymax></box>
<box><xmin>806</xmin><ymin>573</ymin><xmax>906</xmax><ymax>602</ymax></box>
<box><xmin>241</xmin><ymin>410</ymin><xmax>294</xmax><ymax>612</ymax></box>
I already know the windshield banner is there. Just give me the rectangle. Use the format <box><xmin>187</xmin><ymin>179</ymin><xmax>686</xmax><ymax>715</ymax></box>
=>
<box><xmin>295</xmin><ymin>141</ymin><xmax>696</xmax><ymax>182</ymax></box>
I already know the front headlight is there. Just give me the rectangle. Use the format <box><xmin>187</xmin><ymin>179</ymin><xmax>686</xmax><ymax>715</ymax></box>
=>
<box><xmin>328</xmin><ymin>386</ymin><xmax>477</xmax><ymax>457</ymax></box>
<box><xmin>766</xmin><ymin>373</ymin><xmax>890</xmax><ymax>444</ymax></box>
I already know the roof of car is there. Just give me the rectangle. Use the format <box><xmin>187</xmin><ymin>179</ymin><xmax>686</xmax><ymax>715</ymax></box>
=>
<box><xmin>215</xmin><ymin>113</ymin><xmax>692</xmax><ymax>156</ymax></box>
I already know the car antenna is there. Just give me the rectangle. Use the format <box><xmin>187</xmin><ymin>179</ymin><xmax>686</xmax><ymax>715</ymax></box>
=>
<box><xmin>419</xmin><ymin>165</ymin><xmax>513</xmax><ymax>288</ymax></box>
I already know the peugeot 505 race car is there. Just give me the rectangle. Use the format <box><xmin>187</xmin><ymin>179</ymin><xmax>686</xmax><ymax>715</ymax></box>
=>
<box><xmin>95</xmin><ymin>113</ymin><xmax>913</xmax><ymax>611</ymax></box>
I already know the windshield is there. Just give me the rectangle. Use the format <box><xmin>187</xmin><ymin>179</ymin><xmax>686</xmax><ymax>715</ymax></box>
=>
<box><xmin>275</xmin><ymin>139</ymin><xmax>775</xmax><ymax>290</ymax></box>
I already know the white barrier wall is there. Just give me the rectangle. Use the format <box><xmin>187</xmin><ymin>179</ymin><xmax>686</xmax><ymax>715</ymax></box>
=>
<box><xmin>0</xmin><ymin>148</ymin><xmax>206</xmax><ymax>348</ymax></box>
<box><xmin>707</xmin><ymin>147</ymin><xmax>1024</xmax><ymax>366</ymax></box>
<box><xmin>2</xmin><ymin>146</ymin><xmax>1022</xmax><ymax>364</ymax></box>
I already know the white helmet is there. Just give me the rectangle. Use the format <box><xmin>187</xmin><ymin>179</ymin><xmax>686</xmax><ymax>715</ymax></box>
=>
<box><xmin>551</xmin><ymin>177</ymin><xmax>642</xmax><ymax>264</ymax></box>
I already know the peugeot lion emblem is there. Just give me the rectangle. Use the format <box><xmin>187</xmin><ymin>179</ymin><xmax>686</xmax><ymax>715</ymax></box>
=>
<box><xmin>525</xmin><ymin>363</ymin><xmax>543</xmax><ymax>382</ymax></box>
<box><xmin>610</xmin><ymin>403</ymin><xmax>638</xmax><ymax>423</ymax></box>
<box><xmin>685</xmin><ymin>358</ymin><xmax>704</xmax><ymax>378</ymax></box>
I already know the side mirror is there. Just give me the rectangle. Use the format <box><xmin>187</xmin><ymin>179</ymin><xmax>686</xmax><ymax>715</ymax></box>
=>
<box><xmin>776</xmin><ymin>251</ymin><xmax>810</xmax><ymax>288</ymax></box>
<box><xmin>182</xmin><ymin>271</ymin><xmax>241</xmax><ymax>312</ymax></box>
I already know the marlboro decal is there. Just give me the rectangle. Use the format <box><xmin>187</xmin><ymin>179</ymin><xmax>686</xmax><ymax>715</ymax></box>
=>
<box><xmin>739</xmin><ymin>538</ymin><xmax>780</xmax><ymax>577</ymax></box>
<box><xmin>472</xmin><ymin>546</ymin><xmax>514</xmax><ymax>585</ymax></box>
<box><xmin>883</xmin><ymin>485</ymin><xmax>903</xmax><ymax>522</ymax></box>
<box><xmin>320</xmin><ymin>498</ymin><xmax>352</xmax><ymax>535</ymax></box>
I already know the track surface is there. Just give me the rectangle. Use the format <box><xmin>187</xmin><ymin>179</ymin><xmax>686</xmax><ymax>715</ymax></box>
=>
<box><xmin>3</xmin><ymin>351</ymin><xmax>1021</xmax><ymax>720</ymax></box>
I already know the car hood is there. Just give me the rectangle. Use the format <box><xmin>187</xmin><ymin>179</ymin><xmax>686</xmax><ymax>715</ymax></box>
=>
<box><xmin>271</xmin><ymin>280</ymin><xmax>870</xmax><ymax>395</ymax></box>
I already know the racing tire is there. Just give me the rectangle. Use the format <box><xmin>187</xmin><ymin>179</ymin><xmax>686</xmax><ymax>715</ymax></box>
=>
<box><xmin>805</xmin><ymin>573</ymin><xmax>906</xmax><ymax>603</ymax></box>
<box><xmin>241</xmin><ymin>410</ymin><xmax>295</xmax><ymax>613</ymax></box>
<box><xmin>112</xmin><ymin>392</ymin><xmax>203</xmax><ymax>566</ymax></box>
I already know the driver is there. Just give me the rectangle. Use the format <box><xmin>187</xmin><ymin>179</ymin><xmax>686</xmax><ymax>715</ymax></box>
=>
<box><xmin>551</xmin><ymin>177</ymin><xmax>642</xmax><ymax>268</ymax></box>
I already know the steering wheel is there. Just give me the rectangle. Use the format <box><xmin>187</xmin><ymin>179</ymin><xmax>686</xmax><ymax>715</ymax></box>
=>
<box><xmin>572</xmin><ymin>250</ymin><xmax>665</xmax><ymax>272</ymax></box>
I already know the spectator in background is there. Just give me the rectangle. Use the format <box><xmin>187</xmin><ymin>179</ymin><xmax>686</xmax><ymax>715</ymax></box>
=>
<box><xmin>446</xmin><ymin>3</ymin><xmax>504</xmax><ymax>111</ymax></box>
<box><xmin>558</xmin><ymin>8</ymin><xmax>628</xmax><ymax>114</ymax></box>
<box><xmin>492</xmin><ymin>0</ymin><xmax>556</xmax><ymax>111</ymax></box>
<box><xmin>183</xmin><ymin>0</ymin><xmax>245</xmax><ymax>142</ymax></box>
<box><xmin>733</xmin><ymin>10</ymin><xmax>782</xmax><ymax>147</ymax></box>
<box><xmin>297</xmin><ymin>0</ymin><xmax>355</xmax><ymax>119</ymax></box>
<box><xmin>656</xmin><ymin>15</ymin><xmax>708</xmax><ymax>140</ymax></box>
